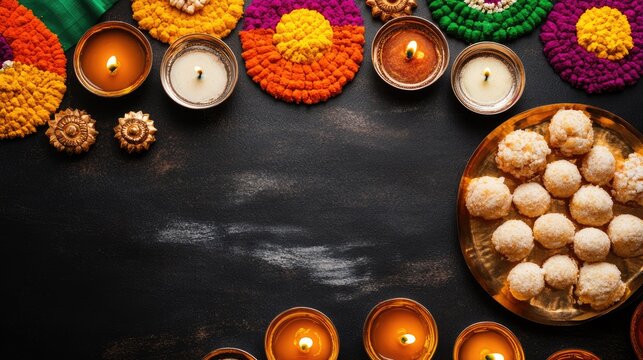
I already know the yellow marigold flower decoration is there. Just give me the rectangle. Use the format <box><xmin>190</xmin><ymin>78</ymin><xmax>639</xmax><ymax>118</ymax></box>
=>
<box><xmin>576</xmin><ymin>6</ymin><xmax>633</xmax><ymax>61</ymax></box>
<box><xmin>273</xmin><ymin>9</ymin><xmax>333</xmax><ymax>64</ymax></box>
<box><xmin>0</xmin><ymin>62</ymin><xmax>66</xmax><ymax>139</ymax></box>
<box><xmin>132</xmin><ymin>0</ymin><xmax>244</xmax><ymax>43</ymax></box>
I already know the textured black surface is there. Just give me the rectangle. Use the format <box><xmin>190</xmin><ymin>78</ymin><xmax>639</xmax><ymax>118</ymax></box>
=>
<box><xmin>1</xmin><ymin>0</ymin><xmax>642</xmax><ymax>359</ymax></box>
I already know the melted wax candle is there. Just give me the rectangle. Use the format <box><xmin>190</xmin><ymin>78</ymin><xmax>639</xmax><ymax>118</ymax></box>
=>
<box><xmin>272</xmin><ymin>318</ymin><xmax>333</xmax><ymax>359</ymax></box>
<box><xmin>370</xmin><ymin>307</ymin><xmax>430</xmax><ymax>360</ymax></box>
<box><xmin>459</xmin><ymin>56</ymin><xmax>513</xmax><ymax>105</ymax></box>
<box><xmin>382</xmin><ymin>29</ymin><xmax>438</xmax><ymax>84</ymax></box>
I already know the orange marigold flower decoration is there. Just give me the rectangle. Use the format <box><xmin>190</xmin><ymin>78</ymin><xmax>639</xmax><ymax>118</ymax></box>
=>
<box><xmin>132</xmin><ymin>0</ymin><xmax>244</xmax><ymax>43</ymax></box>
<box><xmin>0</xmin><ymin>0</ymin><xmax>67</xmax><ymax>140</ymax></box>
<box><xmin>240</xmin><ymin>0</ymin><xmax>365</xmax><ymax>104</ymax></box>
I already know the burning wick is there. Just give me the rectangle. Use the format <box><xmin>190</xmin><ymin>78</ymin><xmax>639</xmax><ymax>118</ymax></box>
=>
<box><xmin>405</xmin><ymin>40</ymin><xmax>417</xmax><ymax>60</ymax></box>
<box><xmin>483</xmin><ymin>67</ymin><xmax>491</xmax><ymax>81</ymax></box>
<box><xmin>298</xmin><ymin>337</ymin><xmax>313</xmax><ymax>353</ymax></box>
<box><xmin>106</xmin><ymin>55</ymin><xmax>120</xmax><ymax>75</ymax></box>
<box><xmin>483</xmin><ymin>352</ymin><xmax>505</xmax><ymax>360</ymax></box>
<box><xmin>400</xmin><ymin>334</ymin><xmax>416</xmax><ymax>346</ymax></box>
<box><xmin>195</xmin><ymin>66</ymin><xmax>203</xmax><ymax>79</ymax></box>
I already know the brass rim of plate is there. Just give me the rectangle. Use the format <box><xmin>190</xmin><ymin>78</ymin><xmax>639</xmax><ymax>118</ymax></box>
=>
<box><xmin>73</xmin><ymin>21</ymin><xmax>153</xmax><ymax>97</ymax></box>
<box><xmin>264</xmin><ymin>307</ymin><xmax>339</xmax><ymax>360</ymax></box>
<box><xmin>631</xmin><ymin>301</ymin><xmax>643</xmax><ymax>359</ymax></box>
<box><xmin>362</xmin><ymin>298</ymin><xmax>438</xmax><ymax>360</ymax></box>
<box><xmin>546</xmin><ymin>348</ymin><xmax>601</xmax><ymax>360</ymax></box>
<box><xmin>160</xmin><ymin>33</ymin><xmax>239</xmax><ymax>109</ymax></box>
<box><xmin>450</xmin><ymin>41</ymin><xmax>525</xmax><ymax>115</ymax></box>
<box><xmin>456</xmin><ymin>103</ymin><xmax>643</xmax><ymax>326</ymax></box>
<box><xmin>202</xmin><ymin>347</ymin><xmax>257</xmax><ymax>360</ymax></box>
<box><xmin>453</xmin><ymin>321</ymin><xmax>525</xmax><ymax>360</ymax></box>
<box><xmin>371</xmin><ymin>16</ymin><xmax>450</xmax><ymax>91</ymax></box>
<box><xmin>366</xmin><ymin>0</ymin><xmax>418</xmax><ymax>22</ymax></box>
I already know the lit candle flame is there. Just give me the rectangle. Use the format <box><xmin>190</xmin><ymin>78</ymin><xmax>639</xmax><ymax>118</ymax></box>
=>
<box><xmin>195</xmin><ymin>66</ymin><xmax>203</xmax><ymax>80</ymax></box>
<box><xmin>298</xmin><ymin>337</ymin><xmax>313</xmax><ymax>352</ymax></box>
<box><xmin>405</xmin><ymin>40</ymin><xmax>417</xmax><ymax>60</ymax></box>
<box><xmin>484</xmin><ymin>353</ymin><xmax>505</xmax><ymax>360</ymax></box>
<box><xmin>106</xmin><ymin>55</ymin><xmax>120</xmax><ymax>75</ymax></box>
<box><xmin>483</xmin><ymin>67</ymin><xmax>491</xmax><ymax>81</ymax></box>
<box><xmin>400</xmin><ymin>333</ymin><xmax>416</xmax><ymax>345</ymax></box>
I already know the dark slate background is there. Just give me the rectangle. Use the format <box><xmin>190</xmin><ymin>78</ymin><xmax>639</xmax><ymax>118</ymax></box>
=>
<box><xmin>1</xmin><ymin>0</ymin><xmax>642</xmax><ymax>359</ymax></box>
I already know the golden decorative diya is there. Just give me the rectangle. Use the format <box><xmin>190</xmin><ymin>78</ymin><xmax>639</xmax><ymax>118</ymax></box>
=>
<box><xmin>46</xmin><ymin>109</ymin><xmax>98</xmax><ymax>154</ymax></box>
<box><xmin>453</xmin><ymin>322</ymin><xmax>525</xmax><ymax>360</ymax></box>
<box><xmin>366</xmin><ymin>0</ymin><xmax>417</xmax><ymax>22</ymax></box>
<box><xmin>631</xmin><ymin>301</ymin><xmax>643</xmax><ymax>359</ymax></box>
<box><xmin>265</xmin><ymin>307</ymin><xmax>339</xmax><ymax>360</ymax></box>
<box><xmin>546</xmin><ymin>349</ymin><xmax>600</xmax><ymax>360</ymax></box>
<box><xmin>114</xmin><ymin>111</ymin><xmax>157</xmax><ymax>153</ymax></box>
<box><xmin>74</xmin><ymin>21</ymin><xmax>153</xmax><ymax>97</ymax></box>
<box><xmin>363</xmin><ymin>298</ymin><xmax>438</xmax><ymax>360</ymax></box>
<box><xmin>202</xmin><ymin>347</ymin><xmax>257</xmax><ymax>360</ymax></box>
<box><xmin>372</xmin><ymin>16</ymin><xmax>449</xmax><ymax>90</ymax></box>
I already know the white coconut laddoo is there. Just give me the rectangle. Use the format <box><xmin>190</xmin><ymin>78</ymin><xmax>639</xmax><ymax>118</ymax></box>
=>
<box><xmin>607</xmin><ymin>214</ymin><xmax>643</xmax><ymax>258</ymax></box>
<box><xmin>507</xmin><ymin>262</ymin><xmax>545</xmax><ymax>301</ymax></box>
<box><xmin>573</xmin><ymin>227</ymin><xmax>610</xmax><ymax>262</ymax></box>
<box><xmin>548</xmin><ymin>109</ymin><xmax>594</xmax><ymax>156</ymax></box>
<box><xmin>581</xmin><ymin>145</ymin><xmax>616</xmax><ymax>185</ymax></box>
<box><xmin>491</xmin><ymin>220</ymin><xmax>534</xmax><ymax>261</ymax></box>
<box><xmin>495</xmin><ymin>130</ymin><xmax>551</xmax><ymax>179</ymax></box>
<box><xmin>569</xmin><ymin>185</ymin><xmax>613</xmax><ymax>226</ymax></box>
<box><xmin>612</xmin><ymin>152</ymin><xmax>643</xmax><ymax>205</ymax></box>
<box><xmin>575</xmin><ymin>262</ymin><xmax>626</xmax><ymax>310</ymax></box>
<box><xmin>542</xmin><ymin>255</ymin><xmax>578</xmax><ymax>289</ymax></box>
<box><xmin>533</xmin><ymin>213</ymin><xmax>575</xmax><ymax>249</ymax></box>
<box><xmin>465</xmin><ymin>176</ymin><xmax>512</xmax><ymax>220</ymax></box>
<box><xmin>543</xmin><ymin>160</ymin><xmax>582</xmax><ymax>198</ymax></box>
<box><xmin>512</xmin><ymin>182</ymin><xmax>551</xmax><ymax>218</ymax></box>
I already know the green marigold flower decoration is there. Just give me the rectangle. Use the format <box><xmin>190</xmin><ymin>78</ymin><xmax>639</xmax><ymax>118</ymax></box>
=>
<box><xmin>428</xmin><ymin>0</ymin><xmax>553</xmax><ymax>43</ymax></box>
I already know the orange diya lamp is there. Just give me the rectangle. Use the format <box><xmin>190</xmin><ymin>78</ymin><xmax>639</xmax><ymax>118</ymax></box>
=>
<box><xmin>372</xmin><ymin>16</ymin><xmax>449</xmax><ymax>90</ymax></box>
<box><xmin>363</xmin><ymin>298</ymin><xmax>438</xmax><ymax>360</ymax></box>
<box><xmin>202</xmin><ymin>347</ymin><xmax>257</xmax><ymax>360</ymax></box>
<box><xmin>265</xmin><ymin>307</ymin><xmax>339</xmax><ymax>360</ymax></box>
<box><xmin>74</xmin><ymin>21</ymin><xmax>152</xmax><ymax>97</ymax></box>
<box><xmin>454</xmin><ymin>322</ymin><xmax>524</xmax><ymax>360</ymax></box>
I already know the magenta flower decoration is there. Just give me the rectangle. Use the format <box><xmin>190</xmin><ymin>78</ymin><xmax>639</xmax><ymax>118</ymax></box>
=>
<box><xmin>0</xmin><ymin>35</ymin><xmax>13</xmax><ymax>63</ymax></box>
<box><xmin>540</xmin><ymin>0</ymin><xmax>643</xmax><ymax>93</ymax></box>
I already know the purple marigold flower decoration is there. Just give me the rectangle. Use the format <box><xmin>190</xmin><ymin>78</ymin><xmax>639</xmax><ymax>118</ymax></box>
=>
<box><xmin>540</xmin><ymin>0</ymin><xmax>643</xmax><ymax>93</ymax></box>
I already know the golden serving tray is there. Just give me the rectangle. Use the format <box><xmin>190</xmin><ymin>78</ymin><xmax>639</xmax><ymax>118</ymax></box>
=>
<box><xmin>456</xmin><ymin>103</ymin><xmax>643</xmax><ymax>325</ymax></box>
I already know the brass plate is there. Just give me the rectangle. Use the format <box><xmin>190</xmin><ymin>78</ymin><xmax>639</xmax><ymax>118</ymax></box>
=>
<box><xmin>456</xmin><ymin>103</ymin><xmax>643</xmax><ymax>325</ymax></box>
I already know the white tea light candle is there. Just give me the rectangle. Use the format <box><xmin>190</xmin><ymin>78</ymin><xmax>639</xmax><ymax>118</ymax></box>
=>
<box><xmin>450</xmin><ymin>42</ymin><xmax>525</xmax><ymax>115</ymax></box>
<box><xmin>460</xmin><ymin>56</ymin><xmax>513</xmax><ymax>105</ymax></box>
<box><xmin>169</xmin><ymin>50</ymin><xmax>228</xmax><ymax>104</ymax></box>
<box><xmin>161</xmin><ymin>33</ymin><xmax>238</xmax><ymax>109</ymax></box>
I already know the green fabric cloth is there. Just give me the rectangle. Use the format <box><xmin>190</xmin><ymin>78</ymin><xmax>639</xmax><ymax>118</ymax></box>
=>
<box><xmin>20</xmin><ymin>0</ymin><xmax>120</xmax><ymax>50</ymax></box>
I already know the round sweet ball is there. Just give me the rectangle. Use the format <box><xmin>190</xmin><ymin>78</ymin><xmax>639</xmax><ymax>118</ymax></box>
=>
<box><xmin>512</xmin><ymin>182</ymin><xmax>551</xmax><ymax>218</ymax></box>
<box><xmin>607</xmin><ymin>214</ymin><xmax>643</xmax><ymax>258</ymax></box>
<box><xmin>542</xmin><ymin>255</ymin><xmax>578</xmax><ymax>289</ymax></box>
<box><xmin>465</xmin><ymin>176</ymin><xmax>512</xmax><ymax>220</ymax></box>
<box><xmin>507</xmin><ymin>262</ymin><xmax>545</xmax><ymax>301</ymax></box>
<box><xmin>543</xmin><ymin>160</ymin><xmax>582</xmax><ymax>198</ymax></box>
<box><xmin>533</xmin><ymin>213</ymin><xmax>575</xmax><ymax>249</ymax></box>
<box><xmin>574</xmin><ymin>227</ymin><xmax>610</xmax><ymax>262</ymax></box>
<box><xmin>581</xmin><ymin>145</ymin><xmax>616</xmax><ymax>185</ymax></box>
<box><xmin>548</xmin><ymin>109</ymin><xmax>594</xmax><ymax>156</ymax></box>
<box><xmin>575</xmin><ymin>262</ymin><xmax>626</xmax><ymax>310</ymax></box>
<box><xmin>492</xmin><ymin>220</ymin><xmax>534</xmax><ymax>262</ymax></box>
<box><xmin>569</xmin><ymin>185</ymin><xmax>613</xmax><ymax>226</ymax></box>
<box><xmin>612</xmin><ymin>152</ymin><xmax>643</xmax><ymax>206</ymax></box>
<box><xmin>496</xmin><ymin>130</ymin><xmax>551</xmax><ymax>179</ymax></box>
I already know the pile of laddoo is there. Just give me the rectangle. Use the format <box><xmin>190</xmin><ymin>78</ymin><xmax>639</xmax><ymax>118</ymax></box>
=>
<box><xmin>465</xmin><ymin>109</ymin><xmax>642</xmax><ymax>310</ymax></box>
